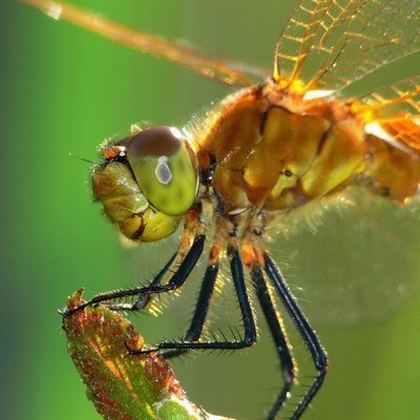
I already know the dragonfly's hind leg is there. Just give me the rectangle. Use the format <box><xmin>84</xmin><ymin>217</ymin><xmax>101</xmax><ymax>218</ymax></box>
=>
<box><xmin>250</xmin><ymin>265</ymin><xmax>297</xmax><ymax>419</ymax></box>
<box><xmin>61</xmin><ymin>235</ymin><xmax>205</xmax><ymax>318</ymax></box>
<box><xmin>264</xmin><ymin>254</ymin><xmax>328</xmax><ymax>420</ymax></box>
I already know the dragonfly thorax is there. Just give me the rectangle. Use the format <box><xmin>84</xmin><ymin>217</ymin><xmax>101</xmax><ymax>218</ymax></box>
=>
<box><xmin>195</xmin><ymin>83</ymin><xmax>420</xmax><ymax>216</ymax></box>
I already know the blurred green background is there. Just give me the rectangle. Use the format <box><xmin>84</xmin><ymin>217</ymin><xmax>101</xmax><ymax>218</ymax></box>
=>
<box><xmin>1</xmin><ymin>1</ymin><xmax>420</xmax><ymax>419</ymax></box>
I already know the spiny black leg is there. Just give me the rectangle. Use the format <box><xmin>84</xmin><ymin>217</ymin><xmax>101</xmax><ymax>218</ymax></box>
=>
<box><xmin>251</xmin><ymin>266</ymin><xmax>296</xmax><ymax>420</ymax></box>
<box><xmin>264</xmin><ymin>254</ymin><xmax>328</xmax><ymax>420</ymax></box>
<box><xmin>108</xmin><ymin>235</ymin><xmax>206</xmax><ymax>312</ymax></box>
<box><xmin>136</xmin><ymin>235</ymin><xmax>205</xmax><ymax>297</ymax></box>
<box><xmin>62</xmin><ymin>236</ymin><xmax>205</xmax><ymax>318</ymax></box>
<box><xmin>128</xmin><ymin>248</ymin><xmax>257</xmax><ymax>354</ymax></box>
<box><xmin>102</xmin><ymin>250</ymin><xmax>178</xmax><ymax>312</ymax></box>
<box><xmin>163</xmin><ymin>263</ymin><xmax>219</xmax><ymax>359</ymax></box>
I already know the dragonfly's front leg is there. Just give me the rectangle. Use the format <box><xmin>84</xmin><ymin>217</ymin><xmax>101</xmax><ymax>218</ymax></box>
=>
<box><xmin>61</xmin><ymin>235</ymin><xmax>205</xmax><ymax>318</ymax></box>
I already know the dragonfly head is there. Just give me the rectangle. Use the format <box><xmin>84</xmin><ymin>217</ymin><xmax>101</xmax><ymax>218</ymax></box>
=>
<box><xmin>92</xmin><ymin>126</ymin><xmax>198</xmax><ymax>242</ymax></box>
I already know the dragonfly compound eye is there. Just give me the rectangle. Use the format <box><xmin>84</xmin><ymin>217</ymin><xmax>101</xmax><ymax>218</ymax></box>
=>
<box><xmin>126</xmin><ymin>126</ymin><xmax>198</xmax><ymax>216</ymax></box>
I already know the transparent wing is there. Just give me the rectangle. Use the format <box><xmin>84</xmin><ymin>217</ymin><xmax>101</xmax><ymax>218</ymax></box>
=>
<box><xmin>274</xmin><ymin>0</ymin><xmax>420</xmax><ymax>92</ymax></box>
<box><xmin>270</xmin><ymin>187</ymin><xmax>420</xmax><ymax>328</ymax></box>
<box><xmin>122</xmin><ymin>188</ymin><xmax>420</xmax><ymax>331</ymax></box>
<box><xmin>357</xmin><ymin>76</ymin><xmax>420</xmax><ymax>151</ymax></box>
<box><xmin>21</xmin><ymin>0</ymin><xmax>254</xmax><ymax>87</ymax></box>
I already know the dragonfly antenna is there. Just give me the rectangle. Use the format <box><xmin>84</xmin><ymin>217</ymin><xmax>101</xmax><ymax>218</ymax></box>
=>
<box><xmin>68</xmin><ymin>152</ymin><xmax>98</xmax><ymax>165</ymax></box>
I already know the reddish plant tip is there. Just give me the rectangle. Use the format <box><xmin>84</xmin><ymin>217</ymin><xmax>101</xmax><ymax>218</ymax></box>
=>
<box><xmin>62</xmin><ymin>290</ymin><xmax>190</xmax><ymax>419</ymax></box>
<box><xmin>66</xmin><ymin>288</ymin><xmax>85</xmax><ymax>309</ymax></box>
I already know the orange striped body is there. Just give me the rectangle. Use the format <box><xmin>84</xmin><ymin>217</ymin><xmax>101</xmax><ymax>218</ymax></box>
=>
<box><xmin>194</xmin><ymin>81</ymin><xmax>420</xmax><ymax>214</ymax></box>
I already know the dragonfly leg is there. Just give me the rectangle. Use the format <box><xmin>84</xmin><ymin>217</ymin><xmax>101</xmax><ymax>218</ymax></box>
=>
<box><xmin>127</xmin><ymin>248</ymin><xmax>257</xmax><ymax>354</ymax></box>
<box><xmin>250</xmin><ymin>265</ymin><xmax>296</xmax><ymax>420</ymax></box>
<box><xmin>62</xmin><ymin>235</ymin><xmax>205</xmax><ymax>318</ymax></box>
<box><xmin>162</xmin><ymin>262</ymin><xmax>219</xmax><ymax>359</ymax></box>
<box><xmin>264</xmin><ymin>254</ymin><xmax>328</xmax><ymax>420</ymax></box>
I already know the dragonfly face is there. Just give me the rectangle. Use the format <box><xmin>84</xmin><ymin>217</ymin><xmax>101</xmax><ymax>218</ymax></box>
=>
<box><xmin>93</xmin><ymin>126</ymin><xmax>197</xmax><ymax>241</ymax></box>
<box><xmin>21</xmin><ymin>0</ymin><xmax>419</xmax><ymax>419</ymax></box>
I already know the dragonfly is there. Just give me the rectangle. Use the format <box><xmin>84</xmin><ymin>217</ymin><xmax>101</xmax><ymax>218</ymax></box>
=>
<box><xmin>21</xmin><ymin>0</ymin><xmax>419</xmax><ymax>419</ymax></box>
